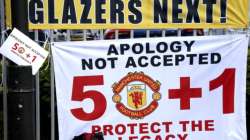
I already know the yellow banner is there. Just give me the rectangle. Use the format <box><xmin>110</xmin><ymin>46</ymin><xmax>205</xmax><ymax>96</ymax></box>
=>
<box><xmin>28</xmin><ymin>0</ymin><xmax>248</xmax><ymax>29</ymax></box>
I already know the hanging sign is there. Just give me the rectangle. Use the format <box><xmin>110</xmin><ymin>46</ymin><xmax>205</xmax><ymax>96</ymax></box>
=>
<box><xmin>52</xmin><ymin>35</ymin><xmax>248</xmax><ymax>140</ymax></box>
<box><xmin>29</xmin><ymin>0</ymin><xmax>248</xmax><ymax>29</ymax></box>
<box><xmin>0</xmin><ymin>28</ymin><xmax>49</xmax><ymax>75</ymax></box>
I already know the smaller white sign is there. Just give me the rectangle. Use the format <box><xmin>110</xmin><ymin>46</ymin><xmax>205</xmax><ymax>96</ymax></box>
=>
<box><xmin>0</xmin><ymin>28</ymin><xmax>49</xmax><ymax>75</ymax></box>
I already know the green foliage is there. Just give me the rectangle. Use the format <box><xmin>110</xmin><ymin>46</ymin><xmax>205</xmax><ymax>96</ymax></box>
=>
<box><xmin>39</xmin><ymin>59</ymin><xmax>51</xmax><ymax>102</ymax></box>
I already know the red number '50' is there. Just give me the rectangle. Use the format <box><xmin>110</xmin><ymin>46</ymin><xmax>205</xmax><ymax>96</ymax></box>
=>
<box><xmin>71</xmin><ymin>75</ymin><xmax>107</xmax><ymax>121</ymax></box>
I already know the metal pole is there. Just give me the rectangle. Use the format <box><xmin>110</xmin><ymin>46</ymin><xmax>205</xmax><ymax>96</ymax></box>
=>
<box><xmin>162</xmin><ymin>30</ymin><xmax>166</xmax><ymax>37</ymax></box>
<box><xmin>2</xmin><ymin>57</ymin><xmax>7</xmax><ymax>140</ymax></box>
<box><xmin>83</xmin><ymin>30</ymin><xmax>87</xmax><ymax>41</ymax></box>
<box><xmin>100</xmin><ymin>29</ymin><xmax>104</xmax><ymax>40</ymax></box>
<box><xmin>50</xmin><ymin>30</ymin><xmax>55</xmax><ymax>140</ymax></box>
<box><xmin>115</xmin><ymin>30</ymin><xmax>119</xmax><ymax>39</ymax></box>
<box><xmin>177</xmin><ymin>29</ymin><xmax>181</xmax><ymax>36</ymax></box>
<box><xmin>0</xmin><ymin>0</ymin><xmax>4</xmax><ymax>31</ymax></box>
<box><xmin>146</xmin><ymin>30</ymin><xmax>150</xmax><ymax>38</ymax></box>
<box><xmin>66</xmin><ymin>30</ymin><xmax>70</xmax><ymax>41</ymax></box>
<box><xmin>208</xmin><ymin>29</ymin><xmax>213</xmax><ymax>35</ymax></box>
<box><xmin>99</xmin><ymin>29</ymin><xmax>104</xmax><ymax>40</ymax></box>
<box><xmin>8</xmin><ymin>0</ymin><xmax>36</xmax><ymax>139</ymax></box>
<box><xmin>6</xmin><ymin>2</ymin><xmax>36</xmax><ymax>139</ymax></box>
<box><xmin>130</xmin><ymin>30</ymin><xmax>134</xmax><ymax>38</ymax></box>
<box><xmin>34</xmin><ymin>30</ymin><xmax>40</xmax><ymax>140</ymax></box>
<box><xmin>193</xmin><ymin>30</ymin><xmax>197</xmax><ymax>36</ymax></box>
<box><xmin>0</xmin><ymin>1</ymin><xmax>8</xmax><ymax>140</ymax></box>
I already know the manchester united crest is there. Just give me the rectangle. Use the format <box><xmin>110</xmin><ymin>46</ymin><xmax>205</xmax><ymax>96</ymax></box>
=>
<box><xmin>127</xmin><ymin>84</ymin><xmax>147</xmax><ymax>110</ymax></box>
<box><xmin>112</xmin><ymin>72</ymin><xmax>161</xmax><ymax>119</ymax></box>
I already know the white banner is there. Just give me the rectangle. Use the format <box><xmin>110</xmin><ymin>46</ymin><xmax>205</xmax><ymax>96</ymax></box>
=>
<box><xmin>0</xmin><ymin>28</ymin><xmax>48</xmax><ymax>75</ymax></box>
<box><xmin>52</xmin><ymin>35</ymin><xmax>248</xmax><ymax>140</ymax></box>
